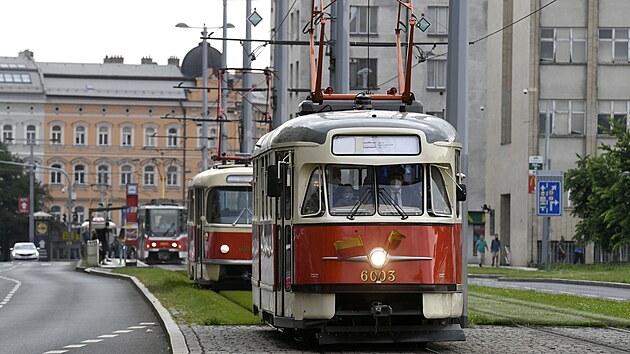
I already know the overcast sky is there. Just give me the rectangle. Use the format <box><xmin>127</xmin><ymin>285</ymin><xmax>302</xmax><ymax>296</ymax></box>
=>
<box><xmin>1</xmin><ymin>0</ymin><xmax>272</xmax><ymax>68</ymax></box>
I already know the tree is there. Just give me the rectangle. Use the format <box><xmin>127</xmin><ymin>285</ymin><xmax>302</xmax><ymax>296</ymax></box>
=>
<box><xmin>0</xmin><ymin>141</ymin><xmax>49</xmax><ymax>259</ymax></box>
<box><xmin>565</xmin><ymin>119</ymin><xmax>630</xmax><ymax>251</ymax></box>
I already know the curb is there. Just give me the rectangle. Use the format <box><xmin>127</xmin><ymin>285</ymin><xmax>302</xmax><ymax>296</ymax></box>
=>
<box><xmin>468</xmin><ymin>274</ymin><xmax>630</xmax><ymax>289</ymax></box>
<box><xmin>75</xmin><ymin>261</ymin><xmax>189</xmax><ymax>354</ymax></box>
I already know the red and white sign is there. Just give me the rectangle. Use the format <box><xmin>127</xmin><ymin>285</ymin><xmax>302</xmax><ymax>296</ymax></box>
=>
<box><xmin>18</xmin><ymin>197</ymin><xmax>29</xmax><ymax>213</ymax></box>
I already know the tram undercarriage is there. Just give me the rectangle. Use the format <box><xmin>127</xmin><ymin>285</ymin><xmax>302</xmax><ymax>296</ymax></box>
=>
<box><xmin>255</xmin><ymin>291</ymin><xmax>465</xmax><ymax>345</ymax></box>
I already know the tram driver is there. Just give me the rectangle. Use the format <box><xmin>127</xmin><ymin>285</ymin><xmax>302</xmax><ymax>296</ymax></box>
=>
<box><xmin>334</xmin><ymin>183</ymin><xmax>357</xmax><ymax>207</ymax></box>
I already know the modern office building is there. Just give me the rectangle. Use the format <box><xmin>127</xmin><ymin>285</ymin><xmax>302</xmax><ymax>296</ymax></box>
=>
<box><xmin>485</xmin><ymin>0</ymin><xmax>630</xmax><ymax>266</ymax></box>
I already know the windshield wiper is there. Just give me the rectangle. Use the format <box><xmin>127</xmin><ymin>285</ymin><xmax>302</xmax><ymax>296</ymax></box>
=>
<box><xmin>232</xmin><ymin>207</ymin><xmax>253</xmax><ymax>226</ymax></box>
<box><xmin>347</xmin><ymin>187</ymin><xmax>373</xmax><ymax>220</ymax></box>
<box><xmin>378</xmin><ymin>188</ymin><xmax>408</xmax><ymax>220</ymax></box>
<box><xmin>162</xmin><ymin>223</ymin><xmax>175</xmax><ymax>237</ymax></box>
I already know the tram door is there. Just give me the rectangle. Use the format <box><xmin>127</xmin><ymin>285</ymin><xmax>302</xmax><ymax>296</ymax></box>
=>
<box><xmin>194</xmin><ymin>187</ymin><xmax>205</xmax><ymax>281</ymax></box>
<box><xmin>276</xmin><ymin>151</ymin><xmax>293</xmax><ymax>317</ymax></box>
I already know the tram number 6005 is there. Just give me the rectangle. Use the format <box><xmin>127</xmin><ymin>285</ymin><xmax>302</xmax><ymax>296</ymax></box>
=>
<box><xmin>361</xmin><ymin>270</ymin><xmax>396</xmax><ymax>282</ymax></box>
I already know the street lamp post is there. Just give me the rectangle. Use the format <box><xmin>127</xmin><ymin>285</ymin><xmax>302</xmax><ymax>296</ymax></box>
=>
<box><xmin>176</xmin><ymin>21</ymin><xmax>235</xmax><ymax>170</ymax></box>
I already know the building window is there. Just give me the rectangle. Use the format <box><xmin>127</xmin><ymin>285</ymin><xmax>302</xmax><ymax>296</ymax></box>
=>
<box><xmin>50</xmin><ymin>163</ymin><xmax>63</xmax><ymax>184</ymax></box>
<box><xmin>597</xmin><ymin>100</ymin><xmax>628</xmax><ymax>135</ymax></box>
<box><xmin>144</xmin><ymin>127</ymin><xmax>156</xmax><ymax>147</ymax></box>
<box><xmin>120</xmin><ymin>165</ymin><xmax>133</xmax><ymax>185</ymax></box>
<box><xmin>350</xmin><ymin>58</ymin><xmax>378</xmax><ymax>90</ymax></box>
<box><xmin>97</xmin><ymin>164</ymin><xmax>110</xmax><ymax>185</ymax></box>
<box><xmin>75</xmin><ymin>126</ymin><xmax>86</xmax><ymax>146</ymax></box>
<box><xmin>98</xmin><ymin>126</ymin><xmax>110</xmax><ymax>146</ymax></box>
<box><xmin>209</xmin><ymin>128</ymin><xmax>217</xmax><ymax>149</ymax></box>
<box><xmin>26</xmin><ymin>124</ymin><xmax>37</xmax><ymax>144</ymax></box>
<box><xmin>2</xmin><ymin>124</ymin><xmax>13</xmax><ymax>144</ymax></box>
<box><xmin>167</xmin><ymin>128</ymin><xmax>178</xmax><ymax>147</ymax></box>
<box><xmin>143</xmin><ymin>165</ymin><xmax>156</xmax><ymax>186</ymax></box>
<box><xmin>427</xmin><ymin>6</ymin><xmax>448</xmax><ymax>35</ymax></box>
<box><xmin>538</xmin><ymin>100</ymin><xmax>585</xmax><ymax>136</ymax></box>
<box><xmin>121</xmin><ymin>127</ymin><xmax>133</xmax><ymax>147</ymax></box>
<box><xmin>349</xmin><ymin>6</ymin><xmax>377</xmax><ymax>34</ymax></box>
<box><xmin>427</xmin><ymin>58</ymin><xmax>447</xmax><ymax>89</ymax></box>
<box><xmin>74</xmin><ymin>164</ymin><xmax>86</xmax><ymax>185</ymax></box>
<box><xmin>540</xmin><ymin>28</ymin><xmax>586</xmax><ymax>64</ymax></box>
<box><xmin>166</xmin><ymin>166</ymin><xmax>179</xmax><ymax>186</ymax></box>
<box><xmin>74</xmin><ymin>206</ymin><xmax>85</xmax><ymax>223</ymax></box>
<box><xmin>599</xmin><ymin>28</ymin><xmax>630</xmax><ymax>63</ymax></box>
<box><xmin>0</xmin><ymin>73</ymin><xmax>31</xmax><ymax>83</ymax></box>
<box><xmin>50</xmin><ymin>205</ymin><xmax>62</xmax><ymax>221</ymax></box>
<box><xmin>51</xmin><ymin>125</ymin><xmax>62</xmax><ymax>144</ymax></box>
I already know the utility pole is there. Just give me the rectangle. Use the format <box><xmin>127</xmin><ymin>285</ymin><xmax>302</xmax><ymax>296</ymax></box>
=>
<box><xmin>331</xmin><ymin>1</ymin><xmax>349</xmax><ymax>93</ymax></box>
<box><xmin>220</xmin><ymin>0</ymin><xmax>229</xmax><ymax>156</ymax></box>
<box><xmin>272</xmin><ymin>0</ymin><xmax>288</xmax><ymax>128</ymax></box>
<box><xmin>242</xmin><ymin>0</ymin><xmax>253</xmax><ymax>154</ymax></box>
<box><xmin>446</xmin><ymin>0</ymin><xmax>469</xmax><ymax>328</ymax></box>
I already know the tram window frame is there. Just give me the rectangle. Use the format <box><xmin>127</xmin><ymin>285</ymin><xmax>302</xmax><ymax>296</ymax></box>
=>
<box><xmin>428</xmin><ymin>165</ymin><xmax>453</xmax><ymax>217</ymax></box>
<box><xmin>376</xmin><ymin>164</ymin><xmax>424</xmax><ymax>216</ymax></box>
<box><xmin>327</xmin><ymin>165</ymin><xmax>375</xmax><ymax>216</ymax></box>
<box><xmin>207</xmin><ymin>186</ymin><xmax>253</xmax><ymax>225</ymax></box>
<box><xmin>301</xmin><ymin>167</ymin><xmax>325</xmax><ymax>217</ymax></box>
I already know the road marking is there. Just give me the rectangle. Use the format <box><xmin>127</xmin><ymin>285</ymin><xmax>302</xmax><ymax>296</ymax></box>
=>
<box><xmin>43</xmin><ymin>351</ymin><xmax>68</xmax><ymax>354</ymax></box>
<box><xmin>0</xmin><ymin>275</ymin><xmax>22</xmax><ymax>310</ymax></box>
<box><xmin>128</xmin><ymin>325</ymin><xmax>146</xmax><ymax>329</ymax></box>
<box><xmin>140</xmin><ymin>322</ymin><xmax>156</xmax><ymax>325</ymax></box>
<box><xmin>113</xmin><ymin>329</ymin><xmax>133</xmax><ymax>333</ymax></box>
<box><xmin>81</xmin><ymin>339</ymin><xmax>104</xmax><ymax>343</ymax></box>
<box><xmin>63</xmin><ymin>344</ymin><xmax>87</xmax><ymax>348</ymax></box>
<box><xmin>98</xmin><ymin>334</ymin><xmax>119</xmax><ymax>338</ymax></box>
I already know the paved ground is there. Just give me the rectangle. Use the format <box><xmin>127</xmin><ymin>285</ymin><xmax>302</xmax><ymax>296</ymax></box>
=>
<box><xmin>180</xmin><ymin>324</ymin><xmax>630</xmax><ymax>353</ymax></box>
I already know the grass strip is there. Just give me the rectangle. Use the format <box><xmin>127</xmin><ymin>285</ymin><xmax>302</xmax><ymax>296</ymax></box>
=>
<box><xmin>114</xmin><ymin>268</ymin><xmax>261</xmax><ymax>326</ymax></box>
<box><xmin>469</xmin><ymin>284</ymin><xmax>630</xmax><ymax>327</ymax></box>
<box><xmin>469</xmin><ymin>263</ymin><xmax>630</xmax><ymax>284</ymax></box>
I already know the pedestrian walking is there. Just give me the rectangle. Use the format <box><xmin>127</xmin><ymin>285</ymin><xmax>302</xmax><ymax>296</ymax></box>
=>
<box><xmin>558</xmin><ymin>236</ymin><xmax>566</xmax><ymax>263</ymax></box>
<box><xmin>574</xmin><ymin>245</ymin><xmax>584</xmax><ymax>264</ymax></box>
<box><xmin>491</xmin><ymin>234</ymin><xmax>501</xmax><ymax>267</ymax></box>
<box><xmin>118</xmin><ymin>228</ymin><xmax>127</xmax><ymax>265</ymax></box>
<box><xmin>475</xmin><ymin>235</ymin><xmax>489</xmax><ymax>267</ymax></box>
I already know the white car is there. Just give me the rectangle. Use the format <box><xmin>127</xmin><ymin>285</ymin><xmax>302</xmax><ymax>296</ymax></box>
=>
<box><xmin>10</xmin><ymin>242</ymin><xmax>40</xmax><ymax>261</ymax></box>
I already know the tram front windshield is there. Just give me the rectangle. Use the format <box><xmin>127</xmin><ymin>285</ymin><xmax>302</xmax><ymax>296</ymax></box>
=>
<box><xmin>326</xmin><ymin>164</ymin><xmax>425</xmax><ymax>217</ymax></box>
<box><xmin>206</xmin><ymin>187</ymin><xmax>253</xmax><ymax>224</ymax></box>
<box><xmin>148</xmin><ymin>209</ymin><xmax>183</xmax><ymax>237</ymax></box>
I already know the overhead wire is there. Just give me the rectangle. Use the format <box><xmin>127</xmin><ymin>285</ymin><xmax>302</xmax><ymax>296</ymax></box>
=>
<box><xmin>376</xmin><ymin>0</ymin><xmax>559</xmax><ymax>88</ymax></box>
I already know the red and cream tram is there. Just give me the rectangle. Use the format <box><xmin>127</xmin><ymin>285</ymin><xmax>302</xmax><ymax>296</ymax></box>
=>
<box><xmin>251</xmin><ymin>100</ymin><xmax>467</xmax><ymax>344</ymax></box>
<box><xmin>187</xmin><ymin>164</ymin><xmax>253</xmax><ymax>289</ymax></box>
<box><xmin>137</xmin><ymin>200</ymin><xmax>187</xmax><ymax>264</ymax></box>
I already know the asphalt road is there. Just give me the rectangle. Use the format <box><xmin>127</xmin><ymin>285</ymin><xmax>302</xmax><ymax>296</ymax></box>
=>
<box><xmin>0</xmin><ymin>261</ymin><xmax>169</xmax><ymax>354</ymax></box>
<box><xmin>469</xmin><ymin>276</ymin><xmax>630</xmax><ymax>301</ymax></box>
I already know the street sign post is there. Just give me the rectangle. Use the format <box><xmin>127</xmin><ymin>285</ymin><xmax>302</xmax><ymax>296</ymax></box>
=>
<box><xmin>536</xmin><ymin>171</ymin><xmax>563</xmax><ymax>216</ymax></box>
<box><xmin>537</xmin><ymin>180</ymin><xmax>562</xmax><ymax>216</ymax></box>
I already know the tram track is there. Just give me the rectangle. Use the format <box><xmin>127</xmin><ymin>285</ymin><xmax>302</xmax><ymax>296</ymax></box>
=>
<box><xmin>469</xmin><ymin>305</ymin><xmax>630</xmax><ymax>353</ymax></box>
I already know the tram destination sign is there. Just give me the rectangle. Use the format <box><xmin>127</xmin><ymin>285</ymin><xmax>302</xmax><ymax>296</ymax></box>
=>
<box><xmin>536</xmin><ymin>170</ymin><xmax>563</xmax><ymax>216</ymax></box>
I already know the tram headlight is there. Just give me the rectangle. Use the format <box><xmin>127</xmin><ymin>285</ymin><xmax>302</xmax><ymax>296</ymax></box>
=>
<box><xmin>150</xmin><ymin>242</ymin><xmax>157</xmax><ymax>248</ymax></box>
<box><xmin>220</xmin><ymin>244</ymin><xmax>230</xmax><ymax>254</ymax></box>
<box><xmin>171</xmin><ymin>242</ymin><xmax>178</xmax><ymax>248</ymax></box>
<box><xmin>368</xmin><ymin>247</ymin><xmax>388</xmax><ymax>269</ymax></box>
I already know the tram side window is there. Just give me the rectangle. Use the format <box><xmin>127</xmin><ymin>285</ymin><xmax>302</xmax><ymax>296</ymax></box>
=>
<box><xmin>428</xmin><ymin>165</ymin><xmax>452</xmax><ymax>216</ymax></box>
<box><xmin>206</xmin><ymin>187</ymin><xmax>252</xmax><ymax>224</ymax></box>
<box><xmin>301</xmin><ymin>167</ymin><xmax>324</xmax><ymax>216</ymax></box>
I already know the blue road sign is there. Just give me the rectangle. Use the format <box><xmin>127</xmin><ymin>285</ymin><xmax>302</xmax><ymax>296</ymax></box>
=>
<box><xmin>537</xmin><ymin>180</ymin><xmax>562</xmax><ymax>216</ymax></box>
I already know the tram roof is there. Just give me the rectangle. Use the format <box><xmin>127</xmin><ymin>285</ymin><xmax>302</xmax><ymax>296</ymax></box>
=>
<box><xmin>190</xmin><ymin>164</ymin><xmax>252</xmax><ymax>187</ymax></box>
<box><xmin>253</xmin><ymin>110</ymin><xmax>459</xmax><ymax>156</ymax></box>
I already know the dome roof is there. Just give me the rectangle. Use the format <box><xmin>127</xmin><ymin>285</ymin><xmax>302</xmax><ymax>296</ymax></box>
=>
<box><xmin>180</xmin><ymin>43</ymin><xmax>223</xmax><ymax>78</ymax></box>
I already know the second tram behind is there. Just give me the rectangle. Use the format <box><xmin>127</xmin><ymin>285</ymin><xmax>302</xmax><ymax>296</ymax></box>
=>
<box><xmin>137</xmin><ymin>200</ymin><xmax>187</xmax><ymax>263</ymax></box>
<box><xmin>187</xmin><ymin>164</ymin><xmax>253</xmax><ymax>289</ymax></box>
<box><xmin>251</xmin><ymin>99</ymin><xmax>467</xmax><ymax>344</ymax></box>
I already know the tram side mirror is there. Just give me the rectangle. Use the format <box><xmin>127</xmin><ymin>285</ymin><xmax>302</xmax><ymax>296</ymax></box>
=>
<box><xmin>266</xmin><ymin>165</ymin><xmax>281</xmax><ymax>197</ymax></box>
<box><xmin>457</xmin><ymin>183</ymin><xmax>467</xmax><ymax>201</ymax></box>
